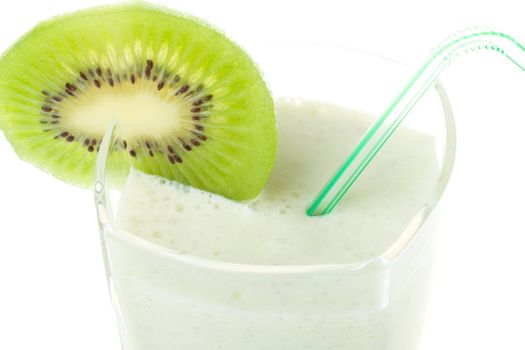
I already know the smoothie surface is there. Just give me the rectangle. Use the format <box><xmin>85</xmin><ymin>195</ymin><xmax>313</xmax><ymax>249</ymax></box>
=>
<box><xmin>117</xmin><ymin>98</ymin><xmax>439</xmax><ymax>265</ymax></box>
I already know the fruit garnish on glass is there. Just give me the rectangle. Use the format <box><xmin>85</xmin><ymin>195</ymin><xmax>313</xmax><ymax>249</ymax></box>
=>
<box><xmin>0</xmin><ymin>2</ymin><xmax>277</xmax><ymax>200</ymax></box>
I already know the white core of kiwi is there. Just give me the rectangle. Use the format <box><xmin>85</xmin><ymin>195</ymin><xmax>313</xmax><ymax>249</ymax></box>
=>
<box><xmin>60</xmin><ymin>81</ymin><xmax>189</xmax><ymax>141</ymax></box>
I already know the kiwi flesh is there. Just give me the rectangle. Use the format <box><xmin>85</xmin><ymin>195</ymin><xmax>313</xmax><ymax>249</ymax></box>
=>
<box><xmin>0</xmin><ymin>3</ymin><xmax>277</xmax><ymax>200</ymax></box>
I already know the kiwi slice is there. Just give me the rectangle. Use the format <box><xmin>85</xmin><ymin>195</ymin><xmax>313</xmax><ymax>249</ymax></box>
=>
<box><xmin>0</xmin><ymin>3</ymin><xmax>277</xmax><ymax>200</ymax></box>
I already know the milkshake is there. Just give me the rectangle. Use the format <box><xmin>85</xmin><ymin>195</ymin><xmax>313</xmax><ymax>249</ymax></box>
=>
<box><xmin>103</xmin><ymin>98</ymin><xmax>441</xmax><ymax>350</ymax></box>
<box><xmin>0</xmin><ymin>4</ymin><xmax>451</xmax><ymax>350</ymax></box>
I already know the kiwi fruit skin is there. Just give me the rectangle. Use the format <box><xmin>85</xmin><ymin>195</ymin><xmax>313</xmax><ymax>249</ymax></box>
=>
<box><xmin>0</xmin><ymin>2</ymin><xmax>277</xmax><ymax>201</ymax></box>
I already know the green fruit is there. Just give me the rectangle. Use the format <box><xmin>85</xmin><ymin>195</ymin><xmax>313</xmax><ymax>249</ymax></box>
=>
<box><xmin>0</xmin><ymin>2</ymin><xmax>277</xmax><ymax>200</ymax></box>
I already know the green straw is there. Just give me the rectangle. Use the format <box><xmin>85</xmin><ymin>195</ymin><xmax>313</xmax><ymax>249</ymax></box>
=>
<box><xmin>307</xmin><ymin>28</ymin><xmax>525</xmax><ymax>216</ymax></box>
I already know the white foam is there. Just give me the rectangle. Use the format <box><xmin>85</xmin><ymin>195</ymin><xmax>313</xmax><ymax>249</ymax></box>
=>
<box><xmin>117</xmin><ymin>98</ymin><xmax>439</xmax><ymax>265</ymax></box>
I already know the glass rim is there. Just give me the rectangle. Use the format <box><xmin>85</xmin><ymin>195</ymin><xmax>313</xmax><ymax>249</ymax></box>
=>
<box><xmin>94</xmin><ymin>42</ymin><xmax>457</xmax><ymax>276</ymax></box>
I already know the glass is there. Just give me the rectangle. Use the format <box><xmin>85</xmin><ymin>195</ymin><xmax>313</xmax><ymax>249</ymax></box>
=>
<box><xmin>94</xmin><ymin>43</ymin><xmax>456</xmax><ymax>350</ymax></box>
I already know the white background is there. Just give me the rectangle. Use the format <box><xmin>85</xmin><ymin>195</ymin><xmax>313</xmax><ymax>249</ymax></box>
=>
<box><xmin>1</xmin><ymin>1</ymin><xmax>524</xmax><ymax>349</ymax></box>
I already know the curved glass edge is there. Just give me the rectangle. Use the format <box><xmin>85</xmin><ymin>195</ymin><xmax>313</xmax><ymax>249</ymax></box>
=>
<box><xmin>383</xmin><ymin>80</ymin><xmax>456</xmax><ymax>261</ymax></box>
<box><xmin>94</xmin><ymin>45</ymin><xmax>456</xmax><ymax>276</ymax></box>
